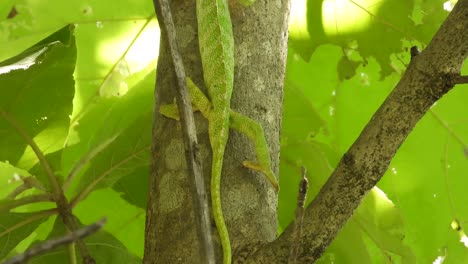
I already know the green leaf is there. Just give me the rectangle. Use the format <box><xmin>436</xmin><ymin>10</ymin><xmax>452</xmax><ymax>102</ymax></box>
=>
<box><xmin>62</xmin><ymin>57</ymin><xmax>154</xmax><ymax>200</ymax></box>
<box><xmin>317</xmin><ymin>221</ymin><xmax>372</xmax><ymax>264</ymax></box>
<box><xmin>113</xmin><ymin>166</ymin><xmax>149</xmax><ymax>209</ymax></box>
<box><xmin>0</xmin><ymin>25</ymin><xmax>76</xmax><ymax>170</ymax></box>
<box><xmin>0</xmin><ymin>161</ymin><xmax>31</xmax><ymax>199</ymax></box>
<box><xmin>74</xmin><ymin>188</ymin><xmax>145</xmax><ymax>257</ymax></box>
<box><xmin>282</xmin><ymin>45</ymin><xmax>341</xmax><ymax>143</ymax></box>
<box><xmin>289</xmin><ymin>0</ymin><xmax>430</xmax><ymax>78</ymax></box>
<box><xmin>69</xmin><ymin>112</ymin><xmax>151</xmax><ymax>203</ymax></box>
<box><xmin>355</xmin><ymin>188</ymin><xmax>415</xmax><ymax>263</ymax></box>
<box><xmin>0</xmin><ymin>212</ymin><xmax>50</xmax><ymax>260</ymax></box>
<box><xmin>0</xmin><ymin>0</ymin><xmax>153</xmax><ymax>61</ymax></box>
<box><xmin>62</xmin><ymin>54</ymin><xmax>156</xmax><ymax>181</ymax></box>
<box><xmin>413</xmin><ymin>0</ymin><xmax>455</xmax><ymax>44</ymax></box>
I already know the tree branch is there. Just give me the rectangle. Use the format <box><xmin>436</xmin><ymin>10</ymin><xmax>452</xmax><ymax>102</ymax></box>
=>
<box><xmin>246</xmin><ymin>0</ymin><xmax>468</xmax><ymax>262</ymax></box>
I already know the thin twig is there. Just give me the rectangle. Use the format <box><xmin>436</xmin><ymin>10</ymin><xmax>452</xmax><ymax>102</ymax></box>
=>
<box><xmin>152</xmin><ymin>0</ymin><xmax>216</xmax><ymax>263</ymax></box>
<box><xmin>453</xmin><ymin>75</ymin><xmax>468</xmax><ymax>84</ymax></box>
<box><xmin>288</xmin><ymin>167</ymin><xmax>309</xmax><ymax>264</ymax></box>
<box><xmin>2</xmin><ymin>218</ymin><xmax>106</xmax><ymax>264</ymax></box>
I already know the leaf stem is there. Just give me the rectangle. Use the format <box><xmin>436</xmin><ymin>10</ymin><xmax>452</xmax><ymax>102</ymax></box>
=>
<box><xmin>0</xmin><ymin>194</ymin><xmax>54</xmax><ymax>213</ymax></box>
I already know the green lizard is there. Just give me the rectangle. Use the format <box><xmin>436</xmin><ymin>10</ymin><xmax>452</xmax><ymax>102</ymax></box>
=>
<box><xmin>160</xmin><ymin>0</ymin><xmax>279</xmax><ymax>263</ymax></box>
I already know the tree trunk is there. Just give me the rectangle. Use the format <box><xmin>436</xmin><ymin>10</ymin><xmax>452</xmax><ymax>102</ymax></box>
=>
<box><xmin>144</xmin><ymin>1</ymin><xmax>290</xmax><ymax>263</ymax></box>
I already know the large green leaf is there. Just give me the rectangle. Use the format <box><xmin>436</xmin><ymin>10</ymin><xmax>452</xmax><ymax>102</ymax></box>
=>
<box><xmin>0</xmin><ymin>25</ymin><xmax>76</xmax><ymax>170</ymax></box>
<box><xmin>59</xmin><ymin>19</ymin><xmax>157</xmax><ymax>190</ymax></box>
<box><xmin>354</xmin><ymin>188</ymin><xmax>415</xmax><ymax>263</ymax></box>
<box><xmin>316</xmin><ymin>221</ymin><xmax>372</xmax><ymax>264</ymax></box>
<box><xmin>288</xmin><ymin>0</ymin><xmax>451</xmax><ymax>78</ymax></box>
<box><xmin>74</xmin><ymin>188</ymin><xmax>145</xmax><ymax>258</ymax></box>
<box><xmin>113</xmin><ymin>166</ymin><xmax>149</xmax><ymax>209</ymax></box>
<box><xmin>0</xmin><ymin>212</ymin><xmax>50</xmax><ymax>260</ymax></box>
<box><xmin>0</xmin><ymin>0</ymin><xmax>153</xmax><ymax>61</ymax></box>
<box><xmin>69</xmin><ymin>111</ymin><xmax>151</xmax><ymax>202</ymax></box>
<box><xmin>62</xmin><ymin>67</ymin><xmax>154</xmax><ymax>200</ymax></box>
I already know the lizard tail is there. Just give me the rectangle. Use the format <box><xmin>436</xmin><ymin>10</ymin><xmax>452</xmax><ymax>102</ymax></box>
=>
<box><xmin>209</xmin><ymin>118</ymin><xmax>231</xmax><ymax>264</ymax></box>
<box><xmin>211</xmin><ymin>163</ymin><xmax>231</xmax><ymax>264</ymax></box>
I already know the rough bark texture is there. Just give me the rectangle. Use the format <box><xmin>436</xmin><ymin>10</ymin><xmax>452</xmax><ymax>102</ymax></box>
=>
<box><xmin>144</xmin><ymin>0</ymin><xmax>290</xmax><ymax>263</ymax></box>
<box><xmin>242</xmin><ymin>0</ymin><xmax>468</xmax><ymax>263</ymax></box>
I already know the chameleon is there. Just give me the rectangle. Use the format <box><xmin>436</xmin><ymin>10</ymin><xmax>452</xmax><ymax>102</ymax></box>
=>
<box><xmin>160</xmin><ymin>0</ymin><xmax>279</xmax><ymax>263</ymax></box>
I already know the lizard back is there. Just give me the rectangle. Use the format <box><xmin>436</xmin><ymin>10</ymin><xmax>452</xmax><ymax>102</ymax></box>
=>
<box><xmin>196</xmin><ymin>0</ymin><xmax>235</xmax><ymax>110</ymax></box>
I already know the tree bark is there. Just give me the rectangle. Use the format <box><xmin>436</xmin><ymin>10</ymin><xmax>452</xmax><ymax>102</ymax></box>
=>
<box><xmin>144</xmin><ymin>1</ymin><xmax>290</xmax><ymax>263</ymax></box>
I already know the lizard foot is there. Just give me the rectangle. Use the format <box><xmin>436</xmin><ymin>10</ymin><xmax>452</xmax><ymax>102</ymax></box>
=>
<box><xmin>159</xmin><ymin>102</ymin><xmax>180</xmax><ymax>120</ymax></box>
<box><xmin>242</xmin><ymin>161</ymin><xmax>279</xmax><ymax>192</ymax></box>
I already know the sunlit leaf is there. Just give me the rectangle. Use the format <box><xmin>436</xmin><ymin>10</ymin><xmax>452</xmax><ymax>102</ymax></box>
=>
<box><xmin>0</xmin><ymin>25</ymin><xmax>76</xmax><ymax>170</ymax></box>
<box><xmin>288</xmin><ymin>0</ymin><xmax>438</xmax><ymax>78</ymax></box>
<box><xmin>0</xmin><ymin>0</ymin><xmax>153</xmax><ymax>61</ymax></box>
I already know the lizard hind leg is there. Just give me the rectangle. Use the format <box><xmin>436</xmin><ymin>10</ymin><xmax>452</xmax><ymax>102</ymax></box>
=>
<box><xmin>159</xmin><ymin>77</ymin><xmax>212</xmax><ymax>120</ymax></box>
<box><xmin>210</xmin><ymin>151</ymin><xmax>232</xmax><ymax>264</ymax></box>
<box><xmin>229</xmin><ymin>111</ymin><xmax>279</xmax><ymax>192</ymax></box>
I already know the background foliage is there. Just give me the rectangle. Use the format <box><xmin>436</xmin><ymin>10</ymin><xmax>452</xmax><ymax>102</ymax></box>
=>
<box><xmin>0</xmin><ymin>0</ymin><xmax>467</xmax><ymax>263</ymax></box>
